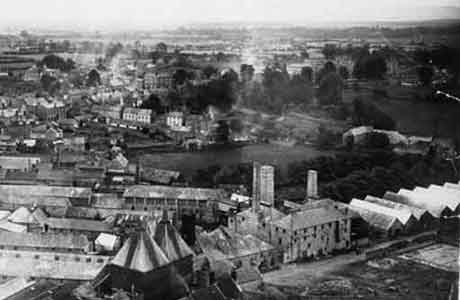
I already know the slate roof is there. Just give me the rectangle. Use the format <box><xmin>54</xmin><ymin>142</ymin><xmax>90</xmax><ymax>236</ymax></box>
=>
<box><xmin>364</xmin><ymin>195</ymin><xmax>427</xmax><ymax>221</ymax></box>
<box><xmin>348</xmin><ymin>202</ymin><xmax>402</xmax><ymax>231</ymax></box>
<box><xmin>8</xmin><ymin>206</ymin><xmax>36</xmax><ymax>224</ymax></box>
<box><xmin>153</xmin><ymin>215</ymin><xmax>194</xmax><ymax>261</ymax></box>
<box><xmin>0</xmin><ymin>278</ymin><xmax>36</xmax><ymax>300</ymax></box>
<box><xmin>197</xmin><ymin>226</ymin><xmax>274</xmax><ymax>260</ymax></box>
<box><xmin>0</xmin><ymin>184</ymin><xmax>91</xmax><ymax>206</ymax></box>
<box><xmin>123</xmin><ymin>185</ymin><xmax>226</xmax><ymax>202</ymax></box>
<box><xmin>45</xmin><ymin>217</ymin><xmax>112</xmax><ymax>233</ymax></box>
<box><xmin>398</xmin><ymin>189</ymin><xmax>453</xmax><ymax>217</ymax></box>
<box><xmin>0</xmin><ymin>231</ymin><xmax>89</xmax><ymax>251</ymax></box>
<box><xmin>0</xmin><ymin>220</ymin><xmax>27</xmax><ymax>233</ymax></box>
<box><xmin>237</xmin><ymin>205</ymin><xmax>285</xmax><ymax>223</ymax></box>
<box><xmin>111</xmin><ymin>231</ymin><xmax>170</xmax><ymax>273</ymax></box>
<box><xmin>352</xmin><ymin>198</ymin><xmax>414</xmax><ymax>225</ymax></box>
<box><xmin>273</xmin><ymin>207</ymin><xmax>348</xmax><ymax>230</ymax></box>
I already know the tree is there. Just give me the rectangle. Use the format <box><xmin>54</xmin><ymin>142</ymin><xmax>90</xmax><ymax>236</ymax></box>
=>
<box><xmin>105</xmin><ymin>42</ymin><xmax>123</xmax><ymax>59</ymax></box>
<box><xmin>318</xmin><ymin>72</ymin><xmax>343</xmax><ymax>105</ymax></box>
<box><xmin>417</xmin><ymin>65</ymin><xmax>434</xmax><ymax>86</ymax></box>
<box><xmin>40</xmin><ymin>74</ymin><xmax>60</xmax><ymax>95</ymax></box>
<box><xmin>173</xmin><ymin>69</ymin><xmax>191</xmax><ymax>86</ymax></box>
<box><xmin>352</xmin><ymin>98</ymin><xmax>396</xmax><ymax>130</ymax></box>
<box><xmin>300</xmin><ymin>66</ymin><xmax>313</xmax><ymax>83</ymax></box>
<box><xmin>141</xmin><ymin>93</ymin><xmax>165</xmax><ymax>113</ymax></box>
<box><xmin>203</xmin><ymin>65</ymin><xmax>218</xmax><ymax>79</ymax></box>
<box><xmin>39</xmin><ymin>54</ymin><xmax>75</xmax><ymax>72</ymax></box>
<box><xmin>240</xmin><ymin>64</ymin><xmax>255</xmax><ymax>82</ymax></box>
<box><xmin>86</xmin><ymin>69</ymin><xmax>101</xmax><ymax>87</ymax></box>
<box><xmin>338</xmin><ymin>66</ymin><xmax>350</xmax><ymax>80</ymax></box>
<box><xmin>322</xmin><ymin>44</ymin><xmax>338</xmax><ymax>60</ymax></box>
<box><xmin>316</xmin><ymin>61</ymin><xmax>337</xmax><ymax>83</ymax></box>
<box><xmin>365</xmin><ymin>132</ymin><xmax>391</xmax><ymax>149</ymax></box>
<box><xmin>353</xmin><ymin>53</ymin><xmax>387</xmax><ymax>80</ymax></box>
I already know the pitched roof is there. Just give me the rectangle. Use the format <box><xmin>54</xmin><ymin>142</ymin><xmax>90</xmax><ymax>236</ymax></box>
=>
<box><xmin>45</xmin><ymin>217</ymin><xmax>112</xmax><ymax>233</ymax></box>
<box><xmin>153</xmin><ymin>216</ymin><xmax>194</xmax><ymax>261</ymax></box>
<box><xmin>273</xmin><ymin>207</ymin><xmax>347</xmax><ymax>230</ymax></box>
<box><xmin>0</xmin><ymin>184</ymin><xmax>91</xmax><ymax>206</ymax></box>
<box><xmin>348</xmin><ymin>202</ymin><xmax>402</xmax><ymax>231</ymax></box>
<box><xmin>0</xmin><ymin>278</ymin><xmax>36</xmax><ymax>300</ymax></box>
<box><xmin>364</xmin><ymin>195</ymin><xmax>427</xmax><ymax>220</ymax></box>
<box><xmin>352</xmin><ymin>197</ymin><xmax>414</xmax><ymax>225</ymax></box>
<box><xmin>237</xmin><ymin>205</ymin><xmax>285</xmax><ymax>222</ymax></box>
<box><xmin>0</xmin><ymin>231</ymin><xmax>89</xmax><ymax>251</ymax></box>
<box><xmin>123</xmin><ymin>185</ymin><xmax>226</xmax><ymax>202</ymax></box>
<box><xmin>8</xmin><ymin>206</ymin><xmax>36</xmax><ymax>224</ymax></box>
<box><xmin>398</xmin><ymin>189</ymin><xmax>453</xmax><ymax>217</ymax></box>
<box><xmin>197</xmin><ymin>226</ymin><xmax>274</xmax><ymax>261</ymax></box>
<box><xmin>0</xmin><ymin>220</ymin><xmax>27</xmax><ymax>233</ymax></box>
<box><xmin>414</xmin><ymin>186</ymin><xmax>460</xmax><ymax>210</ymax></box>
<box><xmin>111</xmin><ymin>231</ymin><xmax>170</xmax><ymax>273</ymax></box>
<box><xmin>32</xmin><ymin>207</ymin><xmax>48</xmax><ymax>223</ymax></box>
<box><xmin>0</xmin><ymin>210</ymin><xmax>11</xmax><ymax>221</ymax></box>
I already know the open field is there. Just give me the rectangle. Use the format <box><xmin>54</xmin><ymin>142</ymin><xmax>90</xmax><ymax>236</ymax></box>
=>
<box><xmin>399</xmin><ymin>243</ymin><xmax>459</xmax><ymax>272</ymax></box>
<box><xmin>260</xmin><ymin>244</ymin><xmax>458</xmax><ymax>299</ymax></box>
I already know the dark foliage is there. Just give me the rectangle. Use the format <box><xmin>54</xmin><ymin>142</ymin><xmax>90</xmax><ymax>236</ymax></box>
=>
<box><xmin>352</xmin><ymin>98</ymin><xmax>396</xmax><ymax>130</ymax></box>
<box><xmin>39</xmin><ymin>54</ymin><xmax>75</xmax><ymax>72</ymax></box>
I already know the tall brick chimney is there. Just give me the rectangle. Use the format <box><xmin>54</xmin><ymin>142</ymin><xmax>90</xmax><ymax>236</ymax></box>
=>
<box><xmin>252</xmin><ymin>161</ymin><xmax>261</xmax><ymax>212</ymax></box>
<box><xmin>306</xmin><ymin>170</ymin><xmax>318</xmax><ymax>200</ymax></box>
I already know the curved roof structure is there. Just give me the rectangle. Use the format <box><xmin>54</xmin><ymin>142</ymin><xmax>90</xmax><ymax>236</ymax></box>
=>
<box><xmin>154</xmin><ymin>215</ymin><xmax>194</xmax><ymax>261</ymax></box>
<box><xmin>111</xmin><ymin>232</ymin><xmax>170</xmax><ymax>273</ymax></box>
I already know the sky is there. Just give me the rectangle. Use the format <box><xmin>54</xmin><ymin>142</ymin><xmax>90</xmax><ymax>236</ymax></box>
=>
<box><xmin>1</xmin><ymin>0</ymin><xmax>459</xmax><ymax>30</ymax></box>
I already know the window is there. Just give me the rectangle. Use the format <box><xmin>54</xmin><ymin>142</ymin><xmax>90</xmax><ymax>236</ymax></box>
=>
<box><xmin>54</xmin><ymin>256</ymin><xmax>60</xmax><ymax>261</ymax></box>
<box><xmin>34</xmin><ymin>255</ymin><xmax>40</xmax><ymax>259</ymax></box>
<box><xmin>282</xmin><ymin>229</ymin><xmax>286</xmax><ymax>234</ymax></box>
<box><xmin>97</xmin><ymin>258</ymin><xmax>104</xmax><ymax>263</ymax></box>
<box><xmin>15</xmin><ymin>254</ymin><xmax>21</xmax><ymax>258</ymax></box>
<box><xmin>75</xmin><ymin>257</ymin><xmax>81</xmax><ymax>262</ymax></box>
<box><xmin>86</xmin><ymin>258</ymin><xmax>91</xmax><ymax>263</ymax></box>
<box><xmin>278</xmin><ymin>238</ymin><xmax>282</xmax><ymax>245</ymax></box>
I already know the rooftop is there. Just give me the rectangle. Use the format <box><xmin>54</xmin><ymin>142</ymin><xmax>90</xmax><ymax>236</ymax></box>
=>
<box><xmin>123</xmin><ymin>185</ymin><xmax>226</xmax><ymax>202</ymax></box>
<box><xmin>273</xmin><ymin>207</ymin><xmax>348</xmax><ymax>230</ymax></box>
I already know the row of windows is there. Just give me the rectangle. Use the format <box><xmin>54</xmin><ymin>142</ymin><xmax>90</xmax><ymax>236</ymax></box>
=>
<box><xmin>0</xmin><ymin>252</ymin><xmax>105</xmax><ymax>263</ymax></box>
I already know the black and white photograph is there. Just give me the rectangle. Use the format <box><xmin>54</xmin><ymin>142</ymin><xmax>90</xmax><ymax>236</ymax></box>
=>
<box><xmin>0</xmin><ymin>1</ymin><xmax>459</xmax><ymax>299</ymax></box>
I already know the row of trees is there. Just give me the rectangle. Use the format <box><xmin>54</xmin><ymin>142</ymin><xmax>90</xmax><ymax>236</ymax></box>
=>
<box><xmin>141</xmin><ymin>68</ymin><xmax>239</xmax><ymax>114</ymax></box>
<box><xmin>188</xmin><ymin>150</ymin><xmax>457</xmax><ymax>203</ymax></box>
<box><xmin>38</xmin><ymin>54</ymin><xmax>75</xmax><ymax>72</ymax></box>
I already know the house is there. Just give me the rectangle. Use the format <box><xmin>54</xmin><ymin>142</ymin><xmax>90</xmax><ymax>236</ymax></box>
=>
<box><xmin>23</xmin><ymin>65</ymin><xmax>40</xmax><ymax>82</ymax></box>
<box><xmin>35</xmin><ymin>98</ymin><xmax>67</xmax><ymax>121</ymax></box>
<box><xmin>122</xmin><ymin>107</ymin><xmax>153</xmax><ymax>124</ymax></box>
<box><xmin>167</xmin><ymin>111</ymin><xmax>185</xmax><ymax>130</ymax></box>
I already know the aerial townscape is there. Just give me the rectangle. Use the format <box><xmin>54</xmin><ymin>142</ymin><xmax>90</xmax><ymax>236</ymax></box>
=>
<box><xmin>0</xmin><ymin>1</ymin><xmax>459</xmax><ymax>299</ymax></box>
